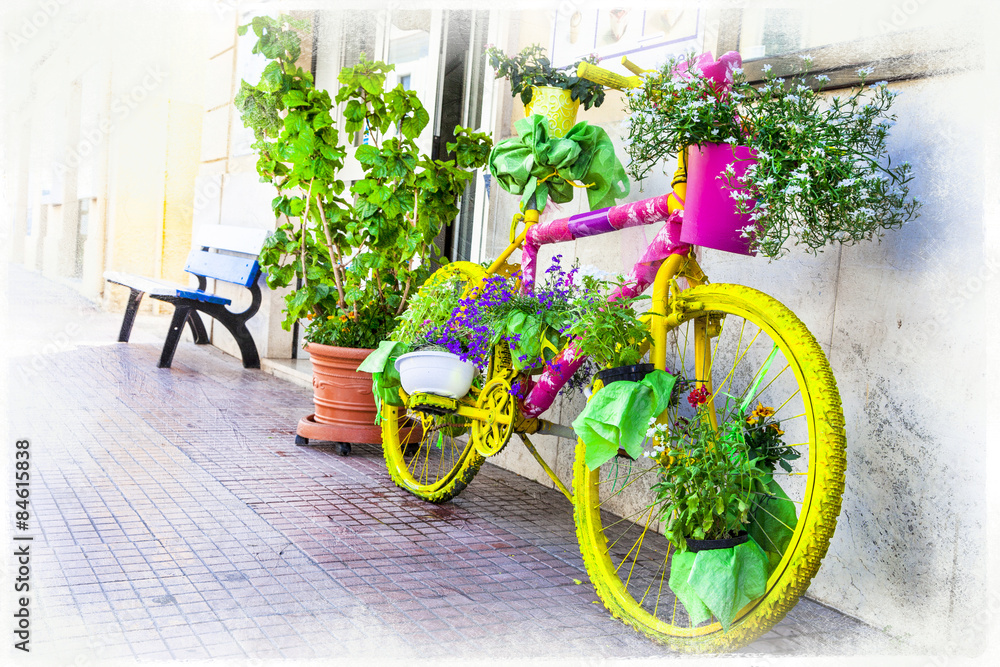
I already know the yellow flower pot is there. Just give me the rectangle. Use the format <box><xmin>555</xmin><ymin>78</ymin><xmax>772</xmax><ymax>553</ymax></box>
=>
<box><xmin>524</xmin><ymin>85</ymin><xmax>580</xmax><ymax>138</ymax></box>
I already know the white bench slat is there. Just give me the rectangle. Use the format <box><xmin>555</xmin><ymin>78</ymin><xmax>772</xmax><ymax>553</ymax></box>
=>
<box><xmin>103</xmin><ymin>271</ymin><xmax>232</xmax><ymax>305</ymax></box>
<box><xmin>195</xmin><ymin>224</ymin><xmax>269</xmax><ymax>255</ymax></box>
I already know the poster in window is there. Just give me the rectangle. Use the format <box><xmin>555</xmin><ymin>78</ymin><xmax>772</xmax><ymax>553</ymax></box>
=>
<box><xmin>550</xmin><ymin>7</ymin><xmax>701</xmax><ymax>69</ymax></box>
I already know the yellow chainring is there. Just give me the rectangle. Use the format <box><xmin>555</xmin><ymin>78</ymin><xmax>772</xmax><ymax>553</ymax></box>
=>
<box><xmin>471</xmin><ymin>378</ymin><xmax>514</xmax><ymax>457</ymax></box>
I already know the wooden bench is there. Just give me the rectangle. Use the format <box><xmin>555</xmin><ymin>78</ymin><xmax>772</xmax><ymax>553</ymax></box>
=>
<box><xmin>104</xmin><ymin>225</ymin><xmax>270</xmax><ymax>369</ymax></box>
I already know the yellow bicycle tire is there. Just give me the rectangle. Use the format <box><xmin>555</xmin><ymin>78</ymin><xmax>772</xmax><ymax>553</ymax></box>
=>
<box><xmin>573</xmin><ymin>283</ymin><xmax>846</xmax><ymax>652</ymax></box>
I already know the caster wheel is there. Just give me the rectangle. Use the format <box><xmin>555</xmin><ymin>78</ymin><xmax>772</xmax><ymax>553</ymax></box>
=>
<box><xmin>295</xmin><ymin>435</ymin><xmax>309</xmax><ymax>446</ymax></box>
<box><xmin>336</xmin><ymin>442</ymin><xmax>352</xmax><ymax>456</ymax></box>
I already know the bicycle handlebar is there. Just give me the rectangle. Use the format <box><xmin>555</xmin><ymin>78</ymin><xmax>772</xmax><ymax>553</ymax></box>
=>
<box><xmin>576</xmin><ymin>62</ymin><xmax>642</xmax><ymax>90</ymax></box>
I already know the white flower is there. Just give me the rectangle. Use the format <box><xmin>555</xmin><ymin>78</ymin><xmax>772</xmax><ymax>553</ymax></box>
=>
<box><xmin>762</xmin><ymin>63</ymin><xmax>772</xmax><ymax>74</ymax></box>
<box><xmin>799</xmin><ymin>54</ymin><xmax>813</xmax><ymax>64</ymax></box>
<box><xmin>732</xmin><ymin>67</ymin><xmax>744</xmax><ymax>76</ymax></box>
<box><xmin>724</xmin><ymin>136</ymin><xmax>738</xmax><ymax>144</ymax></box>
<box><xmin>711</xmin><ymin>128</ymin><xmax>719</xmax><ymax>136</ymax></box>
<box><xmin>786</xmin><ymin>94</ymin><xmax>801</xmax><ymax>104</ymax></box>
<box><xmin>815</xmin><ymin>74</ymin><xmax>830</xmax><ymax>83</ymax></box>
<box><xmin>836</xmin><ymin>178</ymin><xmax>856</xmax><ymax>188</ymax></box>
<box><xmin>856</xmin><ymin>65</ymin><xmax>876</xmax><ymax>77</ymax></box>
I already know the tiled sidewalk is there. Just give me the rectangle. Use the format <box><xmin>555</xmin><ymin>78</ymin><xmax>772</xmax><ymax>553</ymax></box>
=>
<box><xmin>3</xmin><ymin>266</ymin><xmax>901</xmax><ymax>662</ymax></box>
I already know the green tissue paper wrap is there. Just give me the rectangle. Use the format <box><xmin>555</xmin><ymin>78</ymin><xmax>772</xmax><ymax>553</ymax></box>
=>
<box><xmin>572</xmin><ymin>370</ymin><xmax>677</xmax><ymax>470</ymax></box>
<box><xmin>668</xmin><ymin>537</ymin><xmax>769</xmax><ymax>632</ymax></box>
<box><xmin>358</xmin><ymin>340</ymin><xmax>408</xmax><ymax>417</ymax></box>
<box><xmin>748</xmin><ymin>474</ymin><xmax>798</xmax><ymax>566</ymax></box>
<box><xmin>488</xmin><ymin>115</ymin><xmax>629</xmax><ymax>212</ymax></box>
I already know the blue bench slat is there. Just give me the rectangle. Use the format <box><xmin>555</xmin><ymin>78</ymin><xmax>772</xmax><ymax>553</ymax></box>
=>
<box><xmin>172</xmin><ymin>288</ymin><xmax>232</xmax><ymax>305</ymax></box>
<box><xmin>184</xmin><ymin>250</ymin><xmax>260</xmax><ymax>287</ymax></box>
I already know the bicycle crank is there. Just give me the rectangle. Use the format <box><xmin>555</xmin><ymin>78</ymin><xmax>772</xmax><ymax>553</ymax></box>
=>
<box><xmin>471</xmin><ymin>378</ymin><xmax>515</xmax><ymax>456</ymax></box>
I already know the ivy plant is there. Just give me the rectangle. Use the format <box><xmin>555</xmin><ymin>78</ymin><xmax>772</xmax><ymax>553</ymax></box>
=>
<box><xmin>235</xmin><ymin>15</ymin><xmax>492</xmax><ymax>349</ymax></box>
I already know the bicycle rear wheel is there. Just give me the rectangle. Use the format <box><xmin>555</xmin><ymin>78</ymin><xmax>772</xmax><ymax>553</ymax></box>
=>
<box><xmin>382</xmin><ymin>262</ymin><xmax>514</xmax><ymax>503</ymax></box>
<box><xmin>573</xmin><ymin>283</ymin><xmax>846</xmax><ymax>652</ymax></box>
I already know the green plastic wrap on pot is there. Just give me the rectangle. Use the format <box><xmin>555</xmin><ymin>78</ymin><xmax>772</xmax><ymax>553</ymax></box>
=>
<box><xmin>572</xmin><ymin>369</ymin><xmax>677</xmax><ymax>470</ymax></box>
<box><xmin>668</xmin><ymin>536</ymin><xmax>769</xmax><ymax>631</ymax></box>
<box><xmin>748</xmin><ymin>474</ymin><xmax>798</xmax><ymax>563</ymax></box>
<box><xmin>488</xmin><ymin>115</ymin><xmax>629</xmax><ymax>212</ymax></box>
<box><xmin>358</xmin><ymin>340</ymin><xmax>409</xmax><ymax>416</ymax></box>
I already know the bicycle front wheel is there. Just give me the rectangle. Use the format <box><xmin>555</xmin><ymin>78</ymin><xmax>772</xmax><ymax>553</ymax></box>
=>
<box><xmin>574</xmin><ymin>283</ymin><xmax>846</xmax><ymax>652</ymax></box>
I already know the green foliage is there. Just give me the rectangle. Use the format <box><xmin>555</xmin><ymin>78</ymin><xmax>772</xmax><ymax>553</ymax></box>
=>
<box><xmin>390</xmin><ymin>275</ymin><xmax>466</xmax><ymax>347</ymax></box>
<box><xmin>485</xmin><ymin>44</ymin><xmax>605</xmax><ymax>110</ymax></box>
<box><xmin>235</xmin><ymin>16</ymin><xmax>492</xmax><ymax>347</ymax></box>
<box><xmin>565</xmin><ymin>275</ymin><xmax>652</xmax><ymax>368</ymax></box>
<box><xmin>743</xmin><ymin>403</ymin><xmax>800</xmax><ymax>473</ymax></box>
<box><xmin>649</xmin><ymin>397</ymin><xmax>765</xmax><ymax>552</ymax></box>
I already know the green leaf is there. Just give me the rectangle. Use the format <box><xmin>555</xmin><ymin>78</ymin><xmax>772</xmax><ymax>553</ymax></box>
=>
<box><xmin>261</xmin><ymin>61</ymin><xmax>285</xmax><ymax>93</ymax></box>
<box><xmin>355</xmin><ymin>144</ymin><xmax>381</xmax><ymax>166</ymax></box>
<box><xmin>400</xmin><ymin>106</ymin><xmax>430</xmax><ymax>139</ymax></box>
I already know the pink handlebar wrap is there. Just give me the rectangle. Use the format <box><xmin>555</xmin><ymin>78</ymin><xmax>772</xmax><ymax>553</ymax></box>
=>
<box><xmin>521</xmin><ymin>192</ymin><xmax>675</xmax><ymax>292</ymax></box>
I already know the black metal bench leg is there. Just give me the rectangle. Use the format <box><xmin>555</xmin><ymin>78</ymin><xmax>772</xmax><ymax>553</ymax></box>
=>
<box><xmin>186</xmin><ymin>310</ymin><xmax>210</xmax><ymax>344</ymax></box>
<box><xmin>118</xmin><ymin>289</ymin><xmax>145</xmax><ymax>342</ymax></box>
<box><xmin>229</xmin><ymin>320</ymin><xmax>261</xmax><ymax>369</ymax></box>
<box><xmin>210</xmin><ymin>316</ymin><xmax>260</xmax><ymax>369</ymax></box>
<box><xmin>158</xmin><ymin>306</ymin><xmax>190</xmax><ymax>368</ymax></box>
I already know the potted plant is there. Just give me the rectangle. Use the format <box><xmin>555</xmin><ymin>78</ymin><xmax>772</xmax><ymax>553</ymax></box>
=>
<box><xmin>624</xmin><ymin>51</ymin><xmax>920</xmax><ymax>258</ymax></box>
<box><xmin>363</xmin><ymin>255</ymin><xmax>597</xmax><ymax>411</ymax></box>
<box><xmin>563</xmin><ymin>274</ymin><xmax>654</xmax><ymax>384</ymax></box>
<box><xmin>644</xmin><ymin>386</ymin><xmax>773</xmax><ymax>632</ymax></box>
<box><xmin>486</xmin><ymin>44</ymin><xmax>605</xmax><ymax>137</ymax></box>
<box><xmin>235</xmin><ymin>15</ymin><xmax>491</xmax><ymax>451</ymax></box>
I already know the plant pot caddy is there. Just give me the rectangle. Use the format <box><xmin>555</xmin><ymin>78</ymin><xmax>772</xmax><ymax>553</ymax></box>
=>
<box><xmin>295</xmin><ymin>343</ymin><xmax>381</xmax><ymax>457</ymax></box>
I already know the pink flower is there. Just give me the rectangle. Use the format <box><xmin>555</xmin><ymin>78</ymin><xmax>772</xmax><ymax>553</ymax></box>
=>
<box><xmin>672</xmin><ymin>51</ymin><xmax>743</xmax><ymax>96</ymax></box>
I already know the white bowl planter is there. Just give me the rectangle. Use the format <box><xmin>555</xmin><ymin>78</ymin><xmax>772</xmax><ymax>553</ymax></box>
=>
<box><xmin>394</xmin><ymin>350</ymin><xmax>477</xmax><ymax>399</ymax></box>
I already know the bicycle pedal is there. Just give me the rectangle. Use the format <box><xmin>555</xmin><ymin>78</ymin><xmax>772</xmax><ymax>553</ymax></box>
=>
<box><xmin>408</xmin><ymin>393</ymin><xmax>459</xmax><ymax>415</ymax></box>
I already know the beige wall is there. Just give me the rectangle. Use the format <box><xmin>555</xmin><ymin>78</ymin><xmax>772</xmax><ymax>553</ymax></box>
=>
<box><xmin>3</xmin><ymin>4</ymin><xmax>208</xmax><ymax>315</ymax></box>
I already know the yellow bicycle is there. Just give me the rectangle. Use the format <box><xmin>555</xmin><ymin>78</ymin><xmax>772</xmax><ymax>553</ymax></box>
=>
<box><xmin>380</xmin><ymin>63</ymin><xmax>846</xmax><ymax>653</ymax></box>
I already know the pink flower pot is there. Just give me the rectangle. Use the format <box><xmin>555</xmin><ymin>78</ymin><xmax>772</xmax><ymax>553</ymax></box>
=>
<box><xmin>680</xmin><ymin>143</ymin><xmax>757</xmax><ymax>256</ymax></box>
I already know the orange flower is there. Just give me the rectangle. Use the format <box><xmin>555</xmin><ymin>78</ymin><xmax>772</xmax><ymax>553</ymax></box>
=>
<box><xmin>746</xmin><ymin>403</ymin><xmax>775</xmax><ymax>424</ymax></box>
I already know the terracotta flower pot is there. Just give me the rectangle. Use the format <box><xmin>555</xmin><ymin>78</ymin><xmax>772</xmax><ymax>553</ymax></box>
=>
<box><xmin>296</xmin><ymin>342</ymin><xmax>382</xmax><ymax>448</ymax></box>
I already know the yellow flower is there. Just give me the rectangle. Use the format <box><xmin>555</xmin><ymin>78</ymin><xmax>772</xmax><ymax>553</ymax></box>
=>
<box><xmin>747</xmin><ymin>403</ymin><xmax>775</xmax><ymax>425</ymax></box>
<box><xmin>769</xmin><ymin>424</ymin><xmax>785</xmax><ymax>436</ymax></box>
